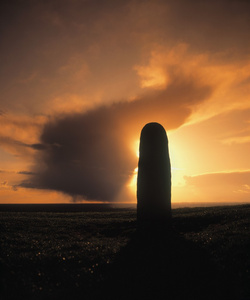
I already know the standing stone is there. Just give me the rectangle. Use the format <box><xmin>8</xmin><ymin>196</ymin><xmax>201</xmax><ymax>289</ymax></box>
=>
<box><xmin>137</xmin><ymin>122</ymin><xmax>171</xmax><ymax>223</ymax></box>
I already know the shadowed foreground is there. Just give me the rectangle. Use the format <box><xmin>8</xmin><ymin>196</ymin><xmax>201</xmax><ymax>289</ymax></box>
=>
<box><xmin>1</xmin><ymin>204</ymin><xmax>250</xmax><ymax>300</ymax></box>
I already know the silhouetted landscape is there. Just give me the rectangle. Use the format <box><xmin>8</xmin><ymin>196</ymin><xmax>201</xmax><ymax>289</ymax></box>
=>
<box><xmin>1</xmin><ymin>204</ymin><xmax>250</xmax><ymax>300</ymax></box>
<box><xmin>1</xmin><ymin>2</ymin><xmax>250</xmax><ymax>299</ymax></box>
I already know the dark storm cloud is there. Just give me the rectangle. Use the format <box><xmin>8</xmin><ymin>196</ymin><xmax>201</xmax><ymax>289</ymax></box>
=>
<box><xmin>0</xmin><ymin>169</ymin><xmax>35</xmax><ymax>175</ymax></box>
<box><xmin>0</xmin><ymin>0</ymin><xmax>142</xmax><ymax>113</ymax></box>
<box><xmin>29</xmin><ymin>143</ymin><xmax>47</xmax><ymax>150</ymax></box>
<box><xmin>17</xmin><ymin>171</ymin><xmax>36</xmax><ymax>175</ymax></box>
<box><xmin>2</xmin><ymin>0</ymin><xmax>249</xmax><ymax>202</ymax></box>
<box><xmin>167</xmin><ymin>0</ymin><xmax>250</xmax><ymax>55</ymax></box>
<box><xmin>1</xmin><ymin>0</ymin><xmax>250</xmax><ymax>114</ymax></box>
<box><xmin>0</xmin><ymin>136</ymin><xmax>46</xmax><ymax>151</ymax></box>
<box><xmin>21</xmin><ymin>79</ymin><xmax>212</xmax><ymax>201</ymax></box>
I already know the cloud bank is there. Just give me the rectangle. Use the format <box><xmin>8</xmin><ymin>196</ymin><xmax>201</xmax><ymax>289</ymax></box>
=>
<box><xmin>1</xmin><ymin>0</ymin><xmax>250</xmax><ymax>203</ymax></box>
<box><xmin>20</xmin><ymin>78</ymin><xmax>212</xmax><ymax>201</ymax></box>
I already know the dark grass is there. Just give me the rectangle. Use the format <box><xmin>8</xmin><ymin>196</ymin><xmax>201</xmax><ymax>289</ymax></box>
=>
<box><xmin>0</xmin><ymin>204</ymin><xmax>250</xmax><ymax>300</ymax></box>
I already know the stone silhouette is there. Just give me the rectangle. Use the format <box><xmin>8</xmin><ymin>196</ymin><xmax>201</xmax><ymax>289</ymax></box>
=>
<box><xmin>137</xmin><ymin>122</ymin><xmax>171</xmax><ymax>223</ymax></box>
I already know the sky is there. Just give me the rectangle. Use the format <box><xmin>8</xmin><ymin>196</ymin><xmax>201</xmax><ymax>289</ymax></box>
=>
<box><xmin>0</xmin><ymin>0</ymin><xmax>250</xmax><ymax>204</ymax></box>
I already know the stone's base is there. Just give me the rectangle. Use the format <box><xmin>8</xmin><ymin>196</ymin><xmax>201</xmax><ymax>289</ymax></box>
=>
<box><xmin>137</xmin><ymin>203</ymin><xmax>171</xmax><ymax>223</ymax></box>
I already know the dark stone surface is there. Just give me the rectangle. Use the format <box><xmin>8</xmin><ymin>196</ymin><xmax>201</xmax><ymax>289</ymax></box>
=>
<box><xmin>137</xmin><ymin>123</ymin><xmax>171</xmax><ymax>223</ymax></box>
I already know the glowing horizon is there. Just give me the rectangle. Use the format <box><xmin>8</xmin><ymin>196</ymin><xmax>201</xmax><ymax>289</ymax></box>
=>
<box><xmin>0</xmin><ymin>0</ymin><xmax>249</xmax><ymax>204</ymax></box>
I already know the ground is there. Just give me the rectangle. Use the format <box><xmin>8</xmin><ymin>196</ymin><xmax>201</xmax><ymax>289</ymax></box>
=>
<box><xmin>0</xmin><ymin>204</ymin><xmax>250</xmax><ymax>299</ymax></box>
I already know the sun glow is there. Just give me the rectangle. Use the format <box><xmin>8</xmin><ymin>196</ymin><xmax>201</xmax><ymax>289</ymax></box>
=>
<box><xmin>128</xmin><ymin>166</ymin><xmax>138</xmax><ymax>195</ymax></box>
<box><xmin>133</xmin><ymin>139</ymin><xmax>139</xmax><ymax>158</ymax></box>
<box><xmin>128</xmin><ymin>135</ymin><xmax>187</xmax><ymax>199</ymax></box>
<box><xmin>127</xmin><ymin>140</ymin><xmax>139</xmax><ymax>197</ymax></box>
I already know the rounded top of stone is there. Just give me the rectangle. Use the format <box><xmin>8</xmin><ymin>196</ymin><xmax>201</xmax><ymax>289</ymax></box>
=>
<box><xmin>139</xmin><ymin>122</ymin><xmax>168</xmax><ymax>156</ymax></box>
<box><xmin>141</xmin><ymin>122</ymin><xmax>166</xmax><ymax>137</ymax></box>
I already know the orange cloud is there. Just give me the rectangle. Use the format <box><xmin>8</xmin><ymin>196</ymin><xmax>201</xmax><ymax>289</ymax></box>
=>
<box><xmin>184</xmin><ymin>170</ymin><xmax>250</xmax><ymax>202</ymax></box>
<box><xmin>222</xmin><ymin>136</ymin><xmax>250</xmax><ymax>145</ymax></box>
<box><xmin>0</xmin><ymin>188</ymin><xmax>71</xmax><ymax>204</ymax></box>
<box><xmin>0</xmin><ymin>114</ymin><xmax>46</xmax><ymax>157</ymax></box>
<box><xmin>1</xmin><ymin>0</ymin><xmax>250</xmax><ymax>204</ymax></box>
<box><xmin>20</xmin><ymin>74</ymin><xmax>212</xmax><ymax>202</ymax></box>
<box><xmin>134</xmin><ymin>43</ymin><xmax>250</xmax><ymax>124</ymax></box>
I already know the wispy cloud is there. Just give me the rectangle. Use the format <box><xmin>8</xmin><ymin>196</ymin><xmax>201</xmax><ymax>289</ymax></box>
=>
<box><xmin>184</xmin><ymin>170</ymin><xmax>250</xmax><ymax>201</ymax></box>
<box><xmin>222</xmin><ymin>136</ymin><xmax>250</xmax><ymax>145</ymax></box>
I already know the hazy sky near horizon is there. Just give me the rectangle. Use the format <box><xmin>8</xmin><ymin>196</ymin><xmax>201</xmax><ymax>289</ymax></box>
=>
<box><xmin>0</xmin><ymin>0</ymin><xmax>250</xmax><ymax>203</ymax></box>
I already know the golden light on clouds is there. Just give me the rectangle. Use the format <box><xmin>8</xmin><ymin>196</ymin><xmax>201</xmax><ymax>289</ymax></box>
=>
<box><xmin>134</xmin><ymin>63</ymin><xmax>169</xmax><ymax>90</ymax></box>
<box><xmin>0</xmin><ymin>0</ymin><xmax>250</xmax><ymax>204</ymax></box>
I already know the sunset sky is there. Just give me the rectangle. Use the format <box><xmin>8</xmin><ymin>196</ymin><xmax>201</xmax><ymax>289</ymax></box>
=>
<box><xmin>1</xmin><ymin>0</ymin><xmax>250</xmax><ymax>204</ymax></box>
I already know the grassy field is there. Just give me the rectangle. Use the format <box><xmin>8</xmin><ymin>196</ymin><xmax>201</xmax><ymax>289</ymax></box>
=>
<box><xmin>0</xmin><ymin>204</ymin><xmax>250</xmax><ymax>300</ymax></box>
